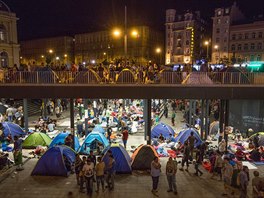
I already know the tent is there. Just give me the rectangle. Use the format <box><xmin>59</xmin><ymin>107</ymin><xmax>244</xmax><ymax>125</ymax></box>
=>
<box><xmin>31</xmin><ymin>145</ymin><xmax>76</xmax><ymax>176</ymax></box>
<box><xmin>249</xmin><ymin>132</ymin><xmax>264</xmax><ymax>146</ymax></box>
<box><xmin>92</xmin><ymin>125</ymin><xmax>105</xmax><ymax>134</ymax></box>
<box><xmin>151</xmin><ymin>123</ymin><xmax>175</xmax><ymax>139</ymax></box>
<box><xmin>22</xmin><ymin>132</ymin><xmax>52</xmax><ymax>149</ymax></box>
<box><xmin>131</xmin><ymin>145</ymin><xmax>159</xmax><ymax>170</ymax></box>
<box><xmin>174</xmin><ymin>128</ymin><xmax>203</xmax><ymax>147</ymax></box>
<box><xmin>2</xmin><ymin>122</ymin><xmax>26</xmax><ymax>138</ymax></box>
<box><xmin>79</xmin><ymin>132</ymin><xmax>109</xmax><ymax>154</ymax></box>
<box><xmin>102</xmin><ymin>144</ymin><xmax>131</xmax><ymax>174</ymax></box>
<box><xmin>49</xmin><ymin>132</ymin><xmax>80</xmax><ymax>151</ymax></box>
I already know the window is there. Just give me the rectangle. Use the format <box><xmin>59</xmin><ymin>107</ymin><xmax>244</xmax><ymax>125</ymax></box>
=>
<box><xmin>238</xmin><ymin>34</ymin><xmax>242</xmax><ymax>40</ymax></box>
<box><xmin>216</xmin><ymin>28</ymin><xmax>220</xmax><ymax>33</ymax></box>
<box><xmin>224</xmin><ymin>47</ymin><xmax>227</xmax><ymax>51</ymax></box>
<box><xmin>225</xmin><ymin>8</ymin><xmax>230</xmax><ymax>14</ymax></box>
<box><xmin>217</xmin><ymin>10</ymin><xmax>222</xmax><ymax>16</ymax></box>
<box><xmin>225</xmin><ymin>29</ymin><xmax>228</xmax><ymax>33</ymax></box>
<box><xmin>250</xmin><ymin>55</ymin><xmax>255</xmax><ymax>61</ymax></box>
<box><xmin>224</xmin><ymin>38</ymin><xmax>227</xmax><ymax>42</ymax></box>
<box><xmin>251</xmin><ymin>43</ymin><xmax>255</xmax><ymax>50</ymax></box>
<box><xmin>216</xmin><ymin>38</ymin><xmax>220</xmax><ymax>43</ymax></box>
<box><xmin>245</xmin><ymin>33</ymin><xmax>248</xmax><ymax>39</ymax></box>
<box><xmin>225</xmin><ymin>19</ymin><xmax>229</xmax><ymax>24</ymax></box>
<box><xmin>0</xmin><ymin>25</ymin><xmax>7</xmax><ymax>43</ymax></box>
<box><xmin>244</xmin><ymin>43</ymin><xmax>248</xmax><ymax>50</ymax></box>
<box><xmin>231</xmin><ymin>44</ymin><xmax>236</xmax><ymax>51</ymax></box>
<box><xmin>258</xmin><ymin>32</ymin><xmax>263</xmax><ymax>38</ymax></box>
<box><xmin>257</xmin><ymin>55</ymin><xmax>261</xmax><ymax>61</ymax></box>
<box><xmin>0</xmin><ymin>51</ymin><xmax>8</xmax><ymax>67</ymax></box>
<box><xmin>252</xmin><ymin>32</ymin><xmax>256</xmax><ymax>39</ymax></box>
<box><xmin>232</xmin><ymin>34</ymin><xmax>236</xmax><ymax>40</ymax></box>
<box><xmin>217</xmin><ymin>19</ymin><xmax>221</xmax><ymax>24</ymax></box>
<box><xmin>257</xmin><ymin>43</ymin><xmax>262</xmax><ymax>50</ymax></box>
<box><xmin>167</xmin><ymin>25</ymin><xmax>171</xmax><ymax>29</ymax></box>
<box><xmin>186</xmin><ymin>40</ymin><xmax>190</xmax><ymax>45</ymax></box>
<box><xmin>237</xmin><ymin>44</ymin><xmax>242</xmax><ymax>51</ymax></box>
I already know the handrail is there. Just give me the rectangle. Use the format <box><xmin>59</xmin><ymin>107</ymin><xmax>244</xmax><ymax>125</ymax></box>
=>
<box><xmin>0</xmin><ymin>70</ymin><xmax>263</xmax><ymax>85</ymax></box>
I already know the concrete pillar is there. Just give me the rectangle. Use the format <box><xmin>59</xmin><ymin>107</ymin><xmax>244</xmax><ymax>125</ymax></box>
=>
<box><xmin>224</xmin><ymin>100</ymin><xmax>229</xmax><ymax>148</ymax></box>
<box><xmin>200</xmin><ymin>100</ymin><xmax>205</xmax><ymax>140</ymax></box>
<box><xmin>84</xmin><ymin>99</ymin><xmax>89</xmax><ymax>136</ymax></box>
<box><xmin>143</xmin><ymin>99</ymin><xmax>152</xmax><ymax>145</ymax></box>
<box><xmin>70</xmin><ymin>98</ymin><xmax>75</xmax><ymax>150</ymax></box>
<box><xmin>23</xmin><ymin>99</ymin><xmax>28</xmax><ymax>133</ymax></box>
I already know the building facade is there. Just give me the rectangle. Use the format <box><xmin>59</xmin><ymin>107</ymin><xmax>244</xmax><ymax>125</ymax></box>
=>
<box><xmin>165</xmin><ymin>9</ymin><xmax>207</xmax><ymax>65</ymax></box>
<box><xmin>20</xmin><ymin>36</ymin><xmax>74</xmax><ymax>66</ymax></box>
<box><xmin>74</xmin><ymin>26</ymin><xmax>164</xmax><ymax>65</ymax></box>
<box><xmin>229</xmin><ymin>21</ymin><xmax>264</xmax><ymax>63</ymax></box>
<box><xmin>0</xmin><ymin>1</ymin><xmax>20</xmax><ymax>67</ymax></box>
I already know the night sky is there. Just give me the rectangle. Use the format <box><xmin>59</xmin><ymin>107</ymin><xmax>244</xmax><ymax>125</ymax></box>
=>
<box><xmin>2</xmin><ymin>0</ymin><xmax>264</xmax><ymax>41</ymax></box>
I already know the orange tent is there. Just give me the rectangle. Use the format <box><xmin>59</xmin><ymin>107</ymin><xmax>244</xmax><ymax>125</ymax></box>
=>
<box><xmin>131</xmin><ymin>144</ymin><xmax>159</xmax><ymax>170</ymax></box>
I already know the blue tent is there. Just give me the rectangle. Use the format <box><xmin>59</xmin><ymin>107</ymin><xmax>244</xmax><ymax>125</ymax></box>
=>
<box><xmin>79</xmin><ymin>132</ymin><xmax>109</xmax><ymax>154</ymax></box>
<box><xmin>151</xmin><ymin>123</ymin><xmax>175</xmax><ymax>139</ymax></box>
<box><xmin>49</xmin><ymin>132</ymin><xmax>80</xmax><ymax>151</ymax></box>
<box><xmin>31</xmin><ymin>145</ymin><xmax>76</xmax><ymax>176</ymax></box>
<box><xmin>102</xmin><ymin>144</ymin><xmax>131</xmax><ymax>174</ymax></box>
<box><xmin>2</xmin><ymin>122</ymin><xmax>26</xmax><ymax>138</ymax></box>
<box><xmin>174</xmin><ymin>128</ymin><xmax>203</xmax><ymax>147</ymax></box>
<box><xmin>92</xmin><ymin>125</ymin><xmax>105</xmax><ymax>134</ymax></box>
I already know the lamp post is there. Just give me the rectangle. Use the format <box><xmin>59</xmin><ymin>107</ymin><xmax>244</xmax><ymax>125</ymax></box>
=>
<box><xmin>204</xmin><ymin>41</ymin><xmax>209</xmax><ymax>61</ymax></box>
<box><xmin>214</xmin><ymin>45</ymin><xmax>220</xmax><ymax>64</ymax></box>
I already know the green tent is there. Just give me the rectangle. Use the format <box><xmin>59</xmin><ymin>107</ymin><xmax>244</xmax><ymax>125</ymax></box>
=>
<box><xmin>22</xmin><ymin>132</ymin><xmax>52</xmax><ymax>149</ymax></box>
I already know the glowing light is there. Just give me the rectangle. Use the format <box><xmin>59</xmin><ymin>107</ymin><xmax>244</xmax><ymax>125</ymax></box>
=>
<box><xmin>156</xmin><ymin>48</ymin><xmax>161</xmax><ymax>53</ymax></box>
<box><xmin>204</xmin><ymin>41</ymin><xmax>209</xmax><ymax>46</ymax></box>
<box><xmin>64</xmin><ymin>54</ymin><xmax>67</xmax><ymax>58</ymax></box>
<box><xmin>113</xmin><ymin>29</ymin><xmax>121</xmax><ymax>37</ymax></box>
<box><xmin>131</xmin><ymin>30</ymin><xmax>139</xmax><ymax>38</ymax></box>
<box><xmin>48</xmin><ymin>49</ymin><xmax>53</xmax><ymax>54</ymax></box>
<box><xmin>41</xmin><ymin>55</ymin><xmax>44</xmax><ymax>58</ymax></box>
<box><xmin>56</xmin><ymin>56</ymin><xmax>60</xmax><ymax>60</ymax></box>
<box><xmin>91</xmin><ymin>60</ymin><xmax>95</xmax><ymax>64</ymax></box>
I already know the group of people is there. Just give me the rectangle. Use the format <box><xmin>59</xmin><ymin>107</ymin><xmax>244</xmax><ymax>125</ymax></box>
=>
<box><xmin>74</xmin><ymin>150</ymin><xmax>116</xmax><ymax>195</ymax></box>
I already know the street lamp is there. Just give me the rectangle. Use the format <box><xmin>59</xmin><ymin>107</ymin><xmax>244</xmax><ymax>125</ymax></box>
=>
<box><xmin>48</xmin><ymin>49</ymin><xmax>53</xmax><ymax>54</ymax></box>
<box><xmin>214</xmin><ymin>45</ymin><xmax>220</xmax><ymax>64</ymax></box>
<box><xmin>204</xmin><ymin>41</ymin><xmax>209</xmax><ymax>60</ymax></box>
<box><xmin>156</xmin><ymin>47</ymin><xmax>161</xmax><ymax>64</ymax></box>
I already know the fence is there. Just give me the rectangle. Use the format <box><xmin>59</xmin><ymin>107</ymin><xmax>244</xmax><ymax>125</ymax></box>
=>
<box><xmin>0</xmin><ymin>70</ymin><xmax>264</xmax><ymax>85</ymax></box>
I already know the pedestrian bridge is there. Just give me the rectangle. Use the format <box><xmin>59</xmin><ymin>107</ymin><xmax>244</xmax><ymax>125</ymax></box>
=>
<box><xmin>0</xmin><ymin>70</ymin><xmax>264</xmax><ymax>99</ymax></box>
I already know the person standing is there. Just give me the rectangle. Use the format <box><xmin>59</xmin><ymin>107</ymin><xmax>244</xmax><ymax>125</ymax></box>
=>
<box><xmin>238</xmin><ymin>166</ymin><xmax>249</xmax><ymax>198</ymax></box>
<box><xmin>164</xmin><ymin>105</ymin><xmax>168</xmax><ymax>118</ymax></box>
<box><xmin>95</xmin><ymin>157</ymin><xmax>105</xmax><ymax>193</ymax></box>
<box><xmin>82</xmin><ymin>158</ymin><xmax>94</xmax><ymax>195</ymax></box>
<box><xmin>151</xmin><ymin>156</ymin><xmax>161</xmax><ymax>194</ymax></box>
<box><xmin>211</xmin><ymin>151</ymin><xmax>223</xmax><ymax>180</ymax></box>
<box><xmin>194</xmin><ymin>146</ymin><xmax>203</xmax><ymax>177</ymax></box>
<box><xmin>13</xmin><ymin>136</ymin><xmax>23</xmax><ymax>170</ymax></box>
<box><xmin>106</xmin><ymin>154</ymin><xmax>116</xmax><ymax>191</ymax></box>
<box><xmin>107</xmin><ymin>126</ymin><xmax>112</xmax><ymax>143</ymax></box>
<box><xmin>122</xmin><ymin>127</ymin><xmax>129</xmax><ymax>149</ymax></box>
<box><xmin>79</xmin><ymin>156</ymin><xmax>86</xmax><ymax>193</ymax></box>
<box><xmin>171</xmin><ymin>111</ymin><xmax>176</xmax><ymax>126</ymax></box>
<box><xmin>166</xmin><ymin>157</ymin><xmax>177</xmax><ymax>195</ymax></box>
<box><xmin>222</xmin><ymin>157</ymin><xmax>233</xmax><ymax>197</ymax></box>
<box><xmin>187</xmin><ymin>131</ymin><xmax>197</xmax><ymax>159</ymax></box>
<box><xmin>252</xmin><ymin>171</ymin><xmax>263</xmax><ymax>198</ymax></box>
<box><xmin>74</xmin><ymin>154</ymin><xmax>83</xmax><ymax>185</ymax></box>
<box><xmin>179</xmin><ymin>142</ymin><xmax>190</xmax><ymax>172</ymax></box>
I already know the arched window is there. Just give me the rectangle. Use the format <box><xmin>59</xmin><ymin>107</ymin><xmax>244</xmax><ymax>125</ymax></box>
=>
<box><xmin>0</xmin><ymin>25</ymin><xmax>7</xmax><ymax>43</ymax></box>
<box><xmin>231</xmin><ymin>44</ymin><xmax>236</xmax><ymax>51</ymax></box>
<box><xmin>0</xmin><ymin>51</ymin><xmax>8</xmax><ymax>67</ymax></box>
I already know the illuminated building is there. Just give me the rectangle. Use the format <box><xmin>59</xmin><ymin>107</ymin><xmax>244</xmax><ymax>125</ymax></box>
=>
<box><xmin>165</xmin><ymin>9</ymin><xmax>207</xmax><ymax>65</ymax></box>
<box><xmin>74</xmin><ymin>26</ymin><xmax>163</xmax><ymax>65</ymax></box>
<box><xmin>0</xmin><ymin>1</ymin><xmax>20</xmax><ymax>67</ymax></box>
<box><xmin>20</xmin><ymin>36</ymin><xmax>74</xmax><ymax>66</ymax></box>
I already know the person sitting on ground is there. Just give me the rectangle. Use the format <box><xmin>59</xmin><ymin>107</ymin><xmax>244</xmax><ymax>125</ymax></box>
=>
<box><xmin>218</xmin><ymin>139</ymin><xmax>226</xmax><ymax>154</ymax></box>
<box><xmin>250</xmin><ymin>148</ymin><xmax>261</xmax><ymax>162</ymax></box>
<box><xmin>65</xmin><ymin>134</ymin><xmax>73</xmax><ymax>148</ymax></box>
<box><xmin>252</xmin><ymin>171</ymin><xmax>264</xmax><ymax>198</ymax></box>
<box><xmin>158</xmin><ymin>133</ymin><xmax>165</xmax><ymax>143</ymax></box>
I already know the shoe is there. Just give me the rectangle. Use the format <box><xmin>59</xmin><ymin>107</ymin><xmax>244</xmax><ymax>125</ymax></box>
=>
<box><xmin>167</xmin><ymin>189</ymin><xmax>173</xmax><ymax>192</ymax></box>
<box><xmin>179</xmin><ymin>168</ymin><xmax>184</xmax><ymax>171</ymax></box>
<box><xmin>174</xmin><ymin>191</ymin><xmax>178</xmax><ymax>195</ymax></box>
<box><xmin>185</xmin><ymin>169</ymin><xmax>189</xmax><ymax>172</ymax></box>
<box><xmin>200</xmin><ymin>172</ymin><xmax>203</xmax><ymax>176</ymax></box>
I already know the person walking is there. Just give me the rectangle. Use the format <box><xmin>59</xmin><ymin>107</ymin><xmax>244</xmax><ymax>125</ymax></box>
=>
<box><xmin>222</xmin><ymin>157</ymin><xmax>233</xmax><ymax>197</ymax></box>
<box><xmin>194</xmin><ymin>146</ymin><xmax>203</xmax><ymax>177</ymax></box>
<box><xmin>122</xmin><ymin>127</ymin><xmax>129</xmax><ymax>149</ymax></box>
<box><xmin>151</xmin><ymin>156</ymin><xmax>161</xmax><ymax>194</ymax></box>
<box><xmin>79</xmin><ymin>156</ymin><xmax>86</xmax><ymax>193</ymax></box>
<box><xmin>211</xmin><ymin>151</ymin><xmax>223</xmax><ymax>180</ymax></box>
<box><xmin>179</xmin><ymin>142</ymin><xmax>190</xmax><ymax>172</ymax></box>
<box><xmin>166</xmin><ymin>157</ymin><xmax>178</xmax><ymax>195</ymax></box>
<box><xmin>95</xmin><ymin>157</ymin><xmax>105</xmax><ymax>193</ymax></box>
<box><xmin>187</xmin><ymin>131</ymin><xmax>197</xmax><ymax>159</ymax></box>
<box><xmin>171</xmin><ymin>111</ymin><xmax>176</xmax><ymax>126</ymax></box>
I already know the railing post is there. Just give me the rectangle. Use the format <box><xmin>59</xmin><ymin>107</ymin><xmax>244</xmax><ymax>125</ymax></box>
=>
<box><xmin>19</xmin><ymin>72</ymin><xmax>22</xmax><ymax>83</ymax></box>
<box><xmin>37</xmin><ymin>71</ymin><xmax>39</xmax><ymax>83</ymax></box>
<box><xmin>238</xmin><ymin>73</ymin><xmax>241</xmax><ymax>84</ymax></box>
<box><xmin>230</xmin><ymin>73</ymin><xmax>233</xmax><ymax>84</ymax></box>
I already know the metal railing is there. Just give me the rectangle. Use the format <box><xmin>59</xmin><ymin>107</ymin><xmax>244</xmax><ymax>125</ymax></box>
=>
<box><xmin>0</xmin><ymin>70</ymin><xmax>264</xmax><ymax>85</ymax></box>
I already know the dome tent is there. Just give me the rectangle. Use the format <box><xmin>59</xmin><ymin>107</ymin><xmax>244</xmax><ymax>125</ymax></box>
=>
<box><xmin>2</xmin><ymin>122</ymin><xmax>26</xmax><ymax>138</ymax></box>
<box><xmin>131</xmin><ymin>145</ymin><xmax>158</xmax><ymax>170</ymax></box>
<box><xmin>22</xmin><ymin>132</ymin><xmax>52</xmax><ymax>149</ymax></box>
<box><xmin>31</xmin><ymin>145</ymin><xmax>76</xmax><ymax>177</ymax></box>
<box><xmin>102</xmin><ymin>144</ymin><xmax>131</xmax><ymax>174</ymax></box>
<box><xmin>151</xmin><ymin>123</ymin><xmax>175</xmax><ymax>139</ymax></box>
<box><xmin>49</xmin><ymin>132</ymin><xmax>80</xmax><ymax>151</ymax></box>
<box><xmin>174</xmin><ymin>128</ymin><xmax>203</xmax><ymax>147</ymax></box>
